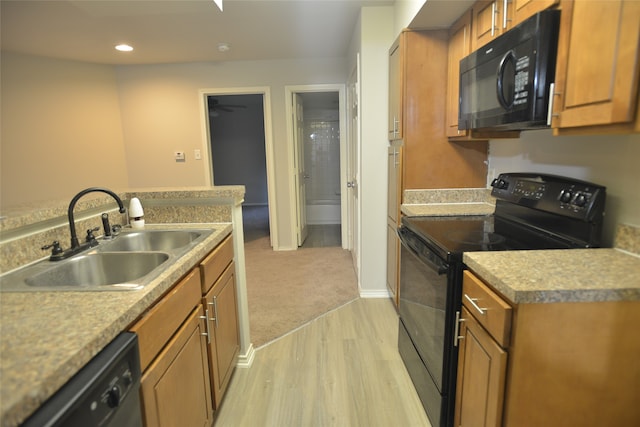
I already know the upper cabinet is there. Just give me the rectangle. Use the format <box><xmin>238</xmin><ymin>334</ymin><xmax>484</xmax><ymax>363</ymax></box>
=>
<box><xmin>471</xmin><ymin>0</ymin><xmax>562</xmax><ymax>51</ymax></box>
<box><xmin>512</xmin><ymin>0</ymin><xmax>559</xmax><ymax>26</ymax></box>
<box><xmin>551</xmin><ymin>0</ymin><xmax>640</xmax><ymax>134</ymax></box>
<box><xmin>446</xmin><ymin>12</ymin><xmax>473</xmax><ymax>138</ymax></box>
<box><xmin>471</xmin><ymin>0</ymin><xmax>514</xmax><ymax>51</ymax></box>
<box><xmin>388</xmin><ymin>39</ymin><xmax>403</xmax><ymax>141</ymax></box>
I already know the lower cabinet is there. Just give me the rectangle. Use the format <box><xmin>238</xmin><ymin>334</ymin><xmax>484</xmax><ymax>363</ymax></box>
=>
<box><xmin>455</xmin><ymin>306</ymin><xmax>507</xmax><ymax>427</ymax></box>
<box><xmin>130</xmin><ymin>232</ymin><xmax>239</xmax><ymax>426</ymax></box>
<box><xmin>140</xmin><ymin>305</ymin><xmax>213</xmax><ymax>427</ymax></box>
<box><xmin>457</xmin><ymin>269</ymin><xmax>640</xmax><ymax>426</ymax></box>
<box><xmin>203</xmin><ymin>263</ymin><xmax>239</xmax><ymax>408</ymax></box>
<box><xmin>199</xmin><ymin>234</ymin><xmax>240</xmax><ymax>409</ymax></box>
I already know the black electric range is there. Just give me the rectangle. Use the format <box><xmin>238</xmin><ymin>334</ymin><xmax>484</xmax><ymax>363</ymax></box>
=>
<box><xmin>397</xmin><ymin>173</ymin><xmax>606</xmax><ymax>427</ymax></box>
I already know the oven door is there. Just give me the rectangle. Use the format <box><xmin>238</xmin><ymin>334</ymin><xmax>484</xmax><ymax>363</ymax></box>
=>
<box><xmin>397</xmin><ymin>225</ymin><xmax>456</xmax><ymax>427</ymax></box>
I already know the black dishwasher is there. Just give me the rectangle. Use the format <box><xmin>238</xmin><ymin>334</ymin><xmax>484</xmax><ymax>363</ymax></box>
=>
<box><xmin>21</xmin><ymin>332</ymin><xmax>143</xmax><ymax>427</ymax></box>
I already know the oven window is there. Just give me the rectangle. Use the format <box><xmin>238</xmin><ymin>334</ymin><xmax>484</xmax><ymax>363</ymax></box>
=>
<box><xmin>398</xmin><ymin>241</ymin><xmax>448</xmax><ymax>391</ymax></box>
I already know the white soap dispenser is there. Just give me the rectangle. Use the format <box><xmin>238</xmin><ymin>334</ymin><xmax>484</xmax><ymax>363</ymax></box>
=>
<box><xmin>128</xmin><ymin>197</ymin><xmax>145</xmax><ymax>229</ymax></box>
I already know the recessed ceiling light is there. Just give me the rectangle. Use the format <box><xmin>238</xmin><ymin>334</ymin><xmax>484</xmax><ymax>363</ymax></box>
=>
<box><xmin>115</xmin><ymin>44</ymin><xmax>134</xmax><ymax>52</ymax></box>
<box><xmin>217</xmin><ymin>43</ymin><xmax>231</xmax><ymax>53</ymax></box>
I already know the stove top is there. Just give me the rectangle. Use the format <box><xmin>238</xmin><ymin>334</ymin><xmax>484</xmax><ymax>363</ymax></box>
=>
<box><xmin>400</xmin><ymin>173</ymin><xmax>607</xmax><ymax>260</ymax></box>
<box><xmin>402</xmin><ymin>215</ymin><xmax>526</xmax><ymax>254</ymax></box>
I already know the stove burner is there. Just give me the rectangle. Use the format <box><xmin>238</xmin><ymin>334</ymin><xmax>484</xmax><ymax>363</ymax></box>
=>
<box><xmin>445</xmin><ymin>230</ymin><xmax>506</xmax><ymax>247</ymax></box>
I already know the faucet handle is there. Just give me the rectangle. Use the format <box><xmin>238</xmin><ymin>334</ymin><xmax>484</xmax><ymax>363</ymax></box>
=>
<box><xmin>86</xmin><ymin>227</ymin><xmax>100</xmax><ymax>246</ymax></box>
<box><xmin>42</xmin><ymin>241</ymin><xmax>64</xmax><ymax>256</ymax></box>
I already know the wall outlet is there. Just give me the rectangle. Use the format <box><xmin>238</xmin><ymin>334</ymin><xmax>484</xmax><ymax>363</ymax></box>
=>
<box><xmin>174</xmin><ymin>151</ymin><xmax>185</xmax><ymax>162</ymax></box>
<box><xmin>194</xmin><ymin>149</ymin><xmax>202</xmax><ymax>160</ymax></box>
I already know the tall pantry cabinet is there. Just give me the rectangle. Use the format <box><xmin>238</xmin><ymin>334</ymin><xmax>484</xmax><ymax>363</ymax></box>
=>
<box><xmin>386</xmin><ymin>29</ymin><xmax>488</xmax><ymax>304</ymax></box>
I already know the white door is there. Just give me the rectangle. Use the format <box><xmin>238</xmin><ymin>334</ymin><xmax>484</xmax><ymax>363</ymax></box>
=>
<box><xmin>347</xmin><ymin>64</ymin><xmax>360</xmax><ymax>271</ymax></box>
<box><xmin>293</xmin><ymin>93</ymin><xmax>308</xmax><ymax>246</ymax></box>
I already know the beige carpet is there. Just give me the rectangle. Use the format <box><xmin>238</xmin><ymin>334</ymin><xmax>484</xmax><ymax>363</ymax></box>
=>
<box><xmin>244</xmin><ymin>236</ymin><xmax>359</xmax><ymax>348</ymax></box>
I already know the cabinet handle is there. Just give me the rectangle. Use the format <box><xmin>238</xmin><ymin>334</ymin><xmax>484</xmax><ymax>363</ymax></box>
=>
<box><xmin>200</xmin><ymin>309</ymin><xmax>211</xmax><ymax>344</ymax></box>
<box><xmin>208</xmin><ymin>298</ymin><xmax>219</xmax><ymax>329</ymax></box>
<box><xmin>464</xmin><ymin>294</ymin><xmax>487</xmax><ymax>315</ymax></box>
<box><xmin>503</xmin><ymin>0</ymin><xmax>510</xmax><ymax>29</ymax></box>
<box><xmin>454</xmin><ymin>310</ymin><xmax>466</xmax><ymax>347</ymax></box>
<box><xmin>491</xmin><ymin>2</ymin><xmax>497</xmax><ymax>36</ymax></box>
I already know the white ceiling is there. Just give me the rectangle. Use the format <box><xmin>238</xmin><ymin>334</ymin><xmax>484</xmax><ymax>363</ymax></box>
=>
<box><xmin>1</xmin><ymin>0</ymin><xmax>471</xmax><ymax>65</ymax></box>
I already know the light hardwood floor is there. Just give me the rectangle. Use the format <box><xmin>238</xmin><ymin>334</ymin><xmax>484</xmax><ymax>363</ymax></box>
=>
<box><xmin>214</xmin><ymin>298</ymin><xmax>431</xmax><ymax>427</ymax></box>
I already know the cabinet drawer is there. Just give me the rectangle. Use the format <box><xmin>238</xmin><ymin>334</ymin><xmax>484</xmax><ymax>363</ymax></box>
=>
<box><xmin>200</xmin><ymin>234</ymin><xmax>233</xmax><ymax>294</ymax></box>
<box><xmin>130</xmin><ymin>268</ymin><xmax>202</xmax><ymax>371</ymax></box>
<box><xmin>462</xmin><ymin>270</ymin><xmax>512</xmax><ymax>347</ymax></box>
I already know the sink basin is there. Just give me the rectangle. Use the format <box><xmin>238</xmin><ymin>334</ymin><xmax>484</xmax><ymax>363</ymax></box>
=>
<box><xmin>0</xmin><ymin>227</ymin><xmax>215</xmax><ymax>292</ymax></box>
<box><xmin>103</xmin><ymin>230</ymin><xmax>202</xmax><ymax>252</ymax></box>
<box><xmin>24</xmin><ymin>252</ymin><xmax>169</xmax><ymax>290</ymax></box>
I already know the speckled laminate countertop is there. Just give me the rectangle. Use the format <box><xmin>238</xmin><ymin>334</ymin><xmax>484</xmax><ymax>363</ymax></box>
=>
<box><xmin>463</xmin><ymin>249</ymin><xmax>640</xmax><ymax>304</ymax></box>
<box><xmin>402</xmin><ymin>202</ymin><xmax>495</xmax><ymax>217</ymax></box>
<box><xmin>0</xmin><ymin>223</ymin><xmax>232</xmax><ymax>427</ymax></box>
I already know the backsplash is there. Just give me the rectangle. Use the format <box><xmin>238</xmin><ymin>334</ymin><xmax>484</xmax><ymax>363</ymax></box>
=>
<box><xmin>0</xmin><ymin>187</ymin><xmax>244</xmax><ymax>273</ymax></box>
<box><xmin>614</xmin><ymin>224</ymin><xmax>640</xmax><ymax>256</ymax></box>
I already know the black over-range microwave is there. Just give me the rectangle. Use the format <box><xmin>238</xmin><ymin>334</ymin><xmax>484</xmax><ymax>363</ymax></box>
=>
<box><xmin>459</xmin><ymin>9</ymin><xmax>561</xmax><ymax>131</ymax></box>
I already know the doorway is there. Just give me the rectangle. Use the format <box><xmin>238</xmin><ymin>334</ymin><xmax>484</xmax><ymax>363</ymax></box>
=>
<box><xmin>286</xmin><ymin>85</ymin><xmax>348</xmax><ymax>250</ymax></box>
<box><xmin>201</xmin><ymin>87</ymin><xmax>277</xmax><ymax>247</ymax></box>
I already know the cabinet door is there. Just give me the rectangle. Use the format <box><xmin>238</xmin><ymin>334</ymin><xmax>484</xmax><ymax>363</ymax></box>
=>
<box><xmin>387</xmin><ymin>145</ymin><xmax>402</xmax><ymax>224</ymax></box>
<box><xmin>204</xmin><ymin>263</ymin><xmax>240</xmax><ymax>408</ymax></box>
<box><xmin>552</xmin><ymin>0</ymin><xmax>640</xmax><ymax>131</ymax></box>
<box><xmin>386</xmin><ymin>219</ymin><xmax>399</xmax><ymax>307</ymax></box>
<box><xmin>512</xmin><ymin>0</ymin><xmax>559</xmax><ymax>26</ymax></box>
<box><xmin>446</xmin><ymin>12</ymin><xmax>473</xmax><ymax>138</ymax></box>
<box><xmin>454</xmin><ymin>307</ymin><xmax>507</xmax><ymax>427</ymax></box>
<box><xmin>140</xmin><ymin>306</ymin><xmax>213</xmax><ymax>427</ymax></box>
<box><xmin>472</xmin><ymin>0</ymin><xmax>513</xmax><ymax>51</ymax></box>
<box><xmin>388</xmin><ymin>36</ymin><xmax>403</xmax><ymax>140</ymax></box>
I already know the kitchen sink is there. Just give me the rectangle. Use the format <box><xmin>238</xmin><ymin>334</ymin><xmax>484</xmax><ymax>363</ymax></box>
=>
<box><xmin>102</xmin><ymin>230</ymin><xmax>202</xmax><ymax>252</ymax></box>
<box><xmin>0</xmin><ymin>227</ymin><xmax>215</xmax><ymax>292</ymax></box>
<box><xmin>24</xmin><ymin>252</ymin><xmax>169</xmax><ymax>290</ymax></box>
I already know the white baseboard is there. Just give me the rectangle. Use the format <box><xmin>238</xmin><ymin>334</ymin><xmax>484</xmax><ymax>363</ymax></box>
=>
<box><xmin>236</xmin><ymin>343</ymin><xmax>255</xmax><ymax>368</ymax></box>
<box><xmin>359</xmin><ymin>289</ymin><xmax>392</xmax><ymax>299</ymax></box>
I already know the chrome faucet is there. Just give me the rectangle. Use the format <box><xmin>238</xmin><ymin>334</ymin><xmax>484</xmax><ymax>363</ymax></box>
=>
<box><xmin>60</xmin><ymin>187</ymin><xmax>126</xmax><ymax>259</ymax></box>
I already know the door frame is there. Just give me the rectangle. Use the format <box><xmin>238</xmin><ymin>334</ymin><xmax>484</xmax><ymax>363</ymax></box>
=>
<box><xmin>284</xmin><ymin>84</ymin><xmax>348</xmax><ymax>249</ymax></box>
<box><xmin>198</xmin><ymin>86</ymin><xmax>278</xmax><ymax>248</ymax></box>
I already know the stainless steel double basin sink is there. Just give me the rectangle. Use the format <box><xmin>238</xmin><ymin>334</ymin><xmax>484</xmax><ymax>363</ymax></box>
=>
<box><xmin>0</xmin><ymin>228</ymin><xmax>214</xmax><ymax>292</ymax></box>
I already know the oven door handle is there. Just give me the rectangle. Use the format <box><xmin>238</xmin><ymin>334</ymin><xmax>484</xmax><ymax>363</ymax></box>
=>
<box><xmin>398</xmin><ymin>228</ymin><xmax>449</xmax><ymax>275</ymax></box>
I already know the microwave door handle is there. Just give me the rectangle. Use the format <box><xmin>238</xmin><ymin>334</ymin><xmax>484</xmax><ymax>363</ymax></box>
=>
<box><xmin>547</xmin><ymin>82</ymin><xmax>556</xmax><ymax>126</ymax></box>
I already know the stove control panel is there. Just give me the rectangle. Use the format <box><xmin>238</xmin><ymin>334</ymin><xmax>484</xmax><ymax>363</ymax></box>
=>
<box><xmin>491</xmin><ymin>173</ymin><xmax>606</xmax><ymax>222</ymax></box>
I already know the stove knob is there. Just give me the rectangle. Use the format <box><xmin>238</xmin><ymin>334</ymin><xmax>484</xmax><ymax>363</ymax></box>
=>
<box><xmin>107</xmin><ymin>385</ymin><xmax>121</xmax><ymax>408</ymax></box>
<box><xmin>498</xmin><ymin>179</ymin><xmax>508</xmax><ymax>189</ymax></box>
<box><xmin>574</xmin><ymin>193</ymin><xmax>588</xmax><ymax>207</ymax></box>
<box><xmin>490</xmin><ymin>178</ymin><xmax>498</xmax><ymax>188</ymax></box>
<box><xmin>560</xmin><ymin>190</ymin><xmax>573</xmax><ymax>203</ymax></box>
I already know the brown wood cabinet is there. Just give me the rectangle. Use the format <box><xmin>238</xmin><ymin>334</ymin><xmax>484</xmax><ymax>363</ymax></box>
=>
<box><xmin>455</xmin><ymin>306</ymin><xmax>508</xmax><ymax>427</ymax></box>
<box><xmin>512</xmin><ymin>0</ymin><xmax>559</xmax><ymax>25</ymax></box>
<box><xmin>390</xmin><ymin>29</ymin><xmax>488</xmax><ymax>191</ymax></box>
<box><xmin>388</xmin><ymin>38</ymin><xmax>403</xmax><ymax>141</ymax></box>
<box><xmin>471</xmin><ymin>0</ymin><xmax>514</xmax><ymax>51</ymax></box>
<box><xmin>386</xmin><ymin>145</ymin><xmax>402</xmax><ymax>306</ymax></box>
<box><xmin>130</xmin><ymin>233</ymin><xmax>240</xmax><ymax>426</ymax></box>
<box><xmin>131</xmin><ymin>268</ymin><xmax>213</xmax><ymax>427</ymax></box>
<box><xmin>457</xmin><ymin>270</ymin><xmax>640</xmax><ymax>426</ymax></box>
<box><xmin>140</xmin><ymin>305</ymin><xmax>213</xmax><ymax>427</ymax></box>
<box><xmin>551</xmin><ymin>0</ymin><xmax>640</xmax><ymax>134</ymax></box>
<box><xmin>199</xmin><ymin>235</ymin><xmax>239</xmax><ymax>409</ymax></box>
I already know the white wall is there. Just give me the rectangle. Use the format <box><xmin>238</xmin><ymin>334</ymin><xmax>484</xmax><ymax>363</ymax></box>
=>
<box><xmin>489</xmin><ymin>130</ymin><xmax>640</xmax><ymax>245</ymax></box>
<box><xmin>394</xmin><ymin>0</ymin><xmax>426</xmax><ymax>33</ymax></box>
<box><xmin>0</xmin><ymin>52</ymin><xmax>130</xmax><ymax>206</ymax></box>
<box><xmin>115</xmin><ymin>58</ymin><xmax>348</xmax><ymax>249</ymax></box>
<box><xmin>356</xmin><ymin>6</ymin><xmax>396</xmax><ymax>296</ymax></box>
